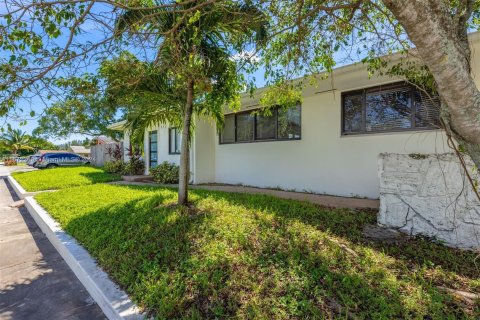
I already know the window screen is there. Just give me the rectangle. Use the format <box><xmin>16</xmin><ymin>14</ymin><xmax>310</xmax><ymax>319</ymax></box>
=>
<box><xmin>219</xmin><ymin>105</ymin><xmax>302</xmax><ymax>144</ymax></box>
<box><xmin>169</xmin><ymin>128</ymin><xmax>182</xmax><ymax>154</ymax></box>
<box><xmin>277</xmin><ymin>104</ymin><xmax>301</xmax><ymax>140</ymax></box>
<box><xmin>236</xmin><ymin>113</ymin><xmax>254</xmax><ymax>142</ymax></box>
<box><xmin>365</xmin><ymin>87</ymin><xmax>411</xmax><ymax>132</ymax></box>
<box><xmin>341</xmin><ymin>83</ymin><xmax>440</xmax><ymax>135</ymax></box>
<box><xmin>220</xmin><ymin>114</ymin><xmax>235</xmax><ymax>143</ymax></box>
<box><xmin>256</xmin><ymin>110</ymin><xmax>277</xmax><ymax>140</ymax></box>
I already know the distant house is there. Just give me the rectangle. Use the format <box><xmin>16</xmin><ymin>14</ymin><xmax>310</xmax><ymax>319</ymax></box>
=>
<box><xmin>93</xmin><ymin>135</ymin><xmax>116</xmax><ymax>145</ymax></box>
<box><xmin>68</xmin><ymin>145</ymin><xmax>91</xmax><ymax>157</ymax></box>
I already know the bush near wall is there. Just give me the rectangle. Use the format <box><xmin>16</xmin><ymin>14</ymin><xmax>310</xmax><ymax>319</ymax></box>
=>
<box><xmin>150</xmin><ymin>161</ymin><xmax>179</xmax><ymax>184</ymax></box>
<box><xmin>103</xmin><ymin>160</ymin><xmax>125</xmax><ymax>174</ymax></box>
<box><xmin>103</xmin><ymin>156</ymin><xmax>145</xmax><ymax>176</ymax></box>
<box><xmin>122</xmin><ymin>155</ymin><xmax>145</xmax><ymax>176</ymax></box>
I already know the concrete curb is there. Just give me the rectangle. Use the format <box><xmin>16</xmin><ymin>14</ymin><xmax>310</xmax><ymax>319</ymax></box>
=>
<box><xmin>24</xmin><ymin>196</ymin><xmax>144</xmax><ymax>320</ymax></box>
<box><xmin>7</xmin><ymin>175</ymin><xmax>36</xmax><ymax>199</ymax></box>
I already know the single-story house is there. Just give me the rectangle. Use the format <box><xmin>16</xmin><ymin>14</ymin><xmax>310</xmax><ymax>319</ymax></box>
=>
<box><xmin>68</xmin><ymin>145</ymin><xmax>91</xmax><ymax>157</ymax></box>
<box><xmin>109</xmin><ymin>32</ymin><xmax>480</xmax><ymax>200</ymax></box>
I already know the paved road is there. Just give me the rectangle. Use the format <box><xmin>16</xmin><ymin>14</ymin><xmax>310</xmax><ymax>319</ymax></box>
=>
<box><xmin>0</xmin><ymin>167</ymin><xmax>106</xmax><ymax>320</ymax></box>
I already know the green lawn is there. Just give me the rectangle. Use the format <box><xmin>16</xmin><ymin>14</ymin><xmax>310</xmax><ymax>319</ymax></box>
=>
<box><xmin>12</xmin><ymin>166</ymin><xmax>120</xmax><ymax>191</ymax></box>
<box><xmin>35</xmin><ymin>184</ymin><xmax>479</xmax><ymax>319</ymax></box>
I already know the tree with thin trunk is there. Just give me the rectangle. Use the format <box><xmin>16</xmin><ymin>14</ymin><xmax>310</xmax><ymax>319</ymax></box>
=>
<box><xmin>109</xmin><ymin>1</ymin><xmax>267</xmax><ymax>205</ymax></box>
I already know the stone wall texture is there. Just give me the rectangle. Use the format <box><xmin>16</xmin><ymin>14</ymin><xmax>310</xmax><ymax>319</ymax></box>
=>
<box><xmin>378</xmin><ymin>153</ymin><xmax>480</xmax><ymax>250</ymax></box>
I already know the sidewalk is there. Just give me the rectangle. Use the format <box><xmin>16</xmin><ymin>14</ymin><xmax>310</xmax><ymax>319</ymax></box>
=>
<box><xmin>112</xmin><ymin>181</ymin><xmax>380</xmax><ymax>209</ymax></box>
<box><xmin>0</xmin><ymin>168</ymin><xmax>105</xmax><ymax>320</ymax></box>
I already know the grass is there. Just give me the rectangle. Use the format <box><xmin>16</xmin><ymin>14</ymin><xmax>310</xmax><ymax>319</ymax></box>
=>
<box><xmin>35</xmin><ymin>184</ymin><xmax>479</xmax><ymax>319</ymax></box>
<box><xmin>12</xmin><ymin>166</ymin><xmax>120</xmax><ymax>191</ymax></box>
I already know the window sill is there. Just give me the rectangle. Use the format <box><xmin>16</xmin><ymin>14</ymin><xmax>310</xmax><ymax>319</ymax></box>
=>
<box><xmin>219</xmin><ymin>138</ymin><xmax>301</xmax><ymax>145</ymax></box>
<box><xmin>341</xmin><ymin>127</ymin><xmax>442</xmax><ymax>137</ymax></box>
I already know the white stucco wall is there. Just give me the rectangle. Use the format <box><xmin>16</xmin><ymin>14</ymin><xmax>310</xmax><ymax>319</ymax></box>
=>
<box><xmin>131</xmin><ymin>32</ymin><xmax>480</xmax><ymax>197</ymax></box>
<box><xmin>211</xmin><ymin>32</ymin><xmax>480</xmax><ymax>199</ymax></box>
<box><xmin>144</xmin><ymin>125</ymin><xmax>181</xmax><ymax>175</ymax></box>
<box><xmin>143</xmin><ymin>125</ymin><xmax>198</xmax><ymax>181</ymax></box>
<box><xmin>123</xmin><ymin>131</ymin><xmax>131</xmax><ymax>162</ymax></box>
<box><xmin>192</xmin><ymin>117</ymin><xmax>216</xmax><ymax>184</ymax></box>
<box><xmin>214</xmin><ymin>93</ymin><xmax>449</xmax><ymax>198</ymax></box>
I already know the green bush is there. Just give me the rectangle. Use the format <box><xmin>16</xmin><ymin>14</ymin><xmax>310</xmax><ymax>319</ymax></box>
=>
<box><xmin>122</xmin><ymin>155</ymin><xmax>145</xmax><ymax>176</ymax></box>
<box><xmin>150</xmin><ymin>161</ymin><xmax>179</xmax><ymax>184</ymax></box>
<box><xmin>103</xmin><ymin>160</ymin><xmax>125</xmax><ymax>174</ymax></box>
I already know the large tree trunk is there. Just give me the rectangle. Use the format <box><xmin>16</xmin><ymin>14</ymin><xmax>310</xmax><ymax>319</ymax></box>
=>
<box><xmin>178</xmin><ymin>79</ymin><xmax>194</xmax><ymax>206</ymax></box>
<box><xmin>383</xmin><ymin>0</ymin><xmax>480</xmax><ymax>168</ymax></box>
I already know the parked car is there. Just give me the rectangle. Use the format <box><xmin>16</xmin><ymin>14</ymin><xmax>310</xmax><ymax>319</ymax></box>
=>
<box><xmin>34</xmin><ymin>153</ymin><xmax>90</xmax><ymax>169</ymax></box>
<box><xmin>27</xmin><ymin>154</ymin><xmax>41</xmax><ymax>166</ymax></box>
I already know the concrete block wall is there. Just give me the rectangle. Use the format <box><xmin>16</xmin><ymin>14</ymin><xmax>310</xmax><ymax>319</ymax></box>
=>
<box><xmin>378</xmin><ymin>153</ymin><xmax>480</xmax><ymax>249</ymax></box>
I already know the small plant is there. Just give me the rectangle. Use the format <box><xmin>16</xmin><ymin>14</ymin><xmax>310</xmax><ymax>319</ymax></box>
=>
<box><xmin>106</xmin><ymin>144</ymin><xmax>123</xmax><ymax>161</ymax></box>
<box><xmin>103</xmin><ymin>160</ymin><xmax>125</xmax><ymax>174</ymax></box>
<box><xmin>122</xmin><ymin>154</ymin><xmax>145</xmax><ymax>176</ymax></box>
<box><xmin>150</xmin><ymin>161</ymin><xmax>179</xmax><ymax>184</ymax></box>
<box><xmin>3</xmin><ymin>158</ymin><xmax>17</xmax><ymax>166</ymax></box>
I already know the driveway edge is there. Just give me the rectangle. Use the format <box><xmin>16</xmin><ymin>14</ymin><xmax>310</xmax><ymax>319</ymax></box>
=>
<box><xmin>24</xmin><ymin>196</ymin><xmax>144</xmax><ymax>320</ymax></box>
<box><xmin>7</xmin><ymin>175</ymin><xmax>36</xmax><ymax>199</ymax></box>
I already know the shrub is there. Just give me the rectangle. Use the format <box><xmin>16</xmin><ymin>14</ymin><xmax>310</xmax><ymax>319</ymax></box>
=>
<box><xmin>106</xmin><ymin>144</ymin><xmax>123</xmax><ymax>161</ymax></box>
<box><xmin>122</xmin><ymin>155</ymin><xmax>145</xmax><ymax>176</ymax></box>
<box><xmin>103</xmin><ymin>160</ymin><xmax>125</xmax><ymax>174</ymax></box>
<box><xmin>4</xmin><ymin>158</ymin><xmax>17</xmax><ymax>166</ymax></box>
<box><xmin>150</xmin><ymin>161</ymin><xmax>179</xmax><ymax>184</ymax></box>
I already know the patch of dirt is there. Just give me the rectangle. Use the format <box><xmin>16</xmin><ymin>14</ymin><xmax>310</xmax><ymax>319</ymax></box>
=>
<box><xmin>362</xmin><ymin>224</ymin><xmax>409</xmax><ymax>244</ymax></box>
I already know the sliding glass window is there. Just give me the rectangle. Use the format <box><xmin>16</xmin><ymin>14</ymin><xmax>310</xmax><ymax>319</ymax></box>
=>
<box><xmin>219</xmin><ymin>104</ymin><xmax>301</xmax><ymax>144</ymax></box>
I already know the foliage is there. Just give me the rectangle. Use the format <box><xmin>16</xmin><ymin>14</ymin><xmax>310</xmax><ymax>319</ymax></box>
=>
<box><xmin>150</xmin><ymin>161</ymin><xmax>179</xmax><ymax>184</ymax></box>
<box><xmin>103</xmin><ymin>160</ymin><xmax>125</xmax><ymax>174</ymax></box>
<box><xmin>106</xmin><ymin>144</ymin><xmax>123</xmax><ymax>161</ymax></box>
<box><xmin>122</xmin><ymin>155</ymin><xmax>145</xmax><ymax>176</ymax></box>
<box><xmin>11</xmin><ymin>166</ymin><xmax>120</xmax><ymax>192</ymax></box>
<box><xmin>33</xmin><ymin>94</ymin><xmax>121</xmax><ymax>140</ymax></box>
<box><xmin>3</xmin><ymin>158</ymin><xmax>17</xmax><ymax>166</ymax></box>
<box><xmin>35</xmin><ymin>184</ymin><xmax>479</xmax><ymax>319</ymax></box>
<box><xmin>0</xmin><ymin>128</ymin><xmax>34</xmax><ymax>154</ymax></box>
<box><xmin>27</xmin><ymin>136</ymin><xmax>57</xmax><ymax>152</ymax></box>
<box><xmin>107</xmin><ymin>1</ymin><xmax>268</xmax><ymax>205</ymax></box>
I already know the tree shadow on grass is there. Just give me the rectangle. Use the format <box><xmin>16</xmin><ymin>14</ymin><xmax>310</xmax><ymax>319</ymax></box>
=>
<box><xmin>78</xmin><ymin>171</ymin><xmax>121</xmax><ymax>184</ymax></box>
<box><xmin>62</xmin><ymin>185</ymin><xmax>479</xmax><ymax>319</ymax></box>
<box><xmin>194</xmin><ymin>189</ymin><xmax>479</xmax><ymax>278</ymax></box>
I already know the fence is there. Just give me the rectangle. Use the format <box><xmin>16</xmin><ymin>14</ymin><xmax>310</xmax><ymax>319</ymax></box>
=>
<box><xmin>90</xmin><ymin>142</ymin><xmax>123</xmax><ymax>167</ymax></box>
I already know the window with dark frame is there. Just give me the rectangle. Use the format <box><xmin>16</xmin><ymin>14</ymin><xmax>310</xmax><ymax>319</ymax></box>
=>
<box><xmin>169</xmin><ymin>128</ymin><xmax>182</xmax><ymax>154</ymax></box>
<box><xmin>342</xmin><ymin>82</ymin><xmax>440</xmax><ymax>135</ymax></box>
<box><xmin>148</xmin><ymin>130</ymin><xmax>158</xmax><ymax>168</ymax></box>
<box><xmin>219</xmin><ymin>104</ymin><xmax>301</xmax><ymax>144</ymax></box>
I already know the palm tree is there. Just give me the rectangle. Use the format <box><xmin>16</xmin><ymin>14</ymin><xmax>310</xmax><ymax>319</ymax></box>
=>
<box><xmin>113</xmin><ymin>1</ymin><xmax>268</xmax><ymax>205</ymax></box>
<box><xmin>0</xmin><ymin>129</ymin><xmax>34</xmax><ymax>155</ymax></box>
